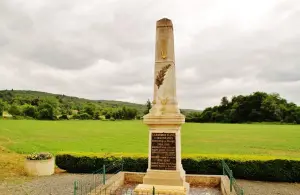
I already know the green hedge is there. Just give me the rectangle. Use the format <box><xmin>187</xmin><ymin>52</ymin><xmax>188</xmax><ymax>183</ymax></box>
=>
<box><xmin>55</xmin><ymin>153</ymin><xmax>300</xmax><ymax>182</ymax></box>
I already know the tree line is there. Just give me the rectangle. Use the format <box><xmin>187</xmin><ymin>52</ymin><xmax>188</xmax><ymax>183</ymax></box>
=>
<box><xmin>1</xmin><ymin>90</ymin><xmax>299</xmax><ymax>124</ymax></box>
<box><xmin>0</xmin><ymin>90</ymin><xmax>140</xmax><ymax>120</ymax></box>
<box><xmin>184</xmin><ymin>91</ymin><xmax>300</xmax><ymax>124</ymax></box>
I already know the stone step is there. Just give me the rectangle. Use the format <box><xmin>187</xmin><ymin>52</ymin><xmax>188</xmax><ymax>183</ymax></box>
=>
<box><xmin>144</xmin><ymin>171</ymin><xmax>182</xmax><ymax>178</ymax></box>
<box><xmin>134</xmin><ymin>184</ymin><xmax>187</xmax><ymax>195</ymax></box>
<box><xmin>143</xmin><ymin>177</ymin><xmax>183</xmax><ymax>186</ymax></box>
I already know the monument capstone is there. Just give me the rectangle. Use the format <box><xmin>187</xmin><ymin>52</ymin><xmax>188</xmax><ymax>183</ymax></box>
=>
<box><xmin>134</xmin><ymin>18</ymin><xmax>190</xmax><ymax>195</ymax></box>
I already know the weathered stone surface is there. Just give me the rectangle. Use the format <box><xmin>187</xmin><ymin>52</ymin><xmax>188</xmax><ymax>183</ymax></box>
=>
<box><xmin>186</xmin><ymin>175</ymin><xmax>220</xmax><ymax>187</ymax></box>
<box><xmin>135</xmin><ymin>18</ymin><xmax>189</xmax><ymax>195</ymax></box>
<box><xmin>24</xmin><ymin>158</ymin><xmax>55</xmax><ymax>176</ymax></box>
<box><xmin>145</xmin><ymin>17</ymin><xmax>181</xmax><ymax>117</ymax></box>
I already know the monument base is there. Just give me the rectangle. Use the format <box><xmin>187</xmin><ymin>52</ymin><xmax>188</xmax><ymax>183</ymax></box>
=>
<box><xmin>143</xmin><ymin>112</ymin><xmax>185</xmax><ymax>125</ymax></box>
<box><xmin>134</xmin><ymin>170</ymin><xmax>190</xmax><ymax>195</ymax></box>
<box><xmin>134</xmin><ymin>184</ymin><xmax>189</xmax><ymax>195</ymax></box>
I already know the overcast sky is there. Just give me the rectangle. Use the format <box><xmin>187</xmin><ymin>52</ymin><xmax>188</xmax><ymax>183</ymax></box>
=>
<box><xmin>0</xmin><ymin>0</ymin><xmax>299</xmax><ymax>110</ymax></box>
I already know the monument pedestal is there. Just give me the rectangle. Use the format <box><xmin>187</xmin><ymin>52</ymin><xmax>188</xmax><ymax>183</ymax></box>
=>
<box><xmin>134</xmin><ymin>114</ymin><xmax>190</xmax><ymax>195</ymax></box>
<box><xmin>134</xmin><ymin>170</ymin><xmax>190</xmax><ymax>194</ymax></box>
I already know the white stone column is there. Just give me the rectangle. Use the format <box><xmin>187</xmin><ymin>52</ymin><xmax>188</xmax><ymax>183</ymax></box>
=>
<box><xmin>176</xmin><ymin>128</ymin><xmax>182</xmax><ymax>171</ymax></box>
<box><xmin>148</xmin><ymin>130</ymin><xmax>152</xmax><ymax>171</ymax></box>
<box><xmin>134</xmin><ymin>18</ymin><xmax>189</xmax><ymax>195</ymax></box>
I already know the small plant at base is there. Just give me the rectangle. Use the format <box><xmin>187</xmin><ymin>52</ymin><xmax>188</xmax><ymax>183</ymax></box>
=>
<box><xmin>26</xmin><ymin>152</ymin><xmax>53</xmax><ymax>160</ymax></box>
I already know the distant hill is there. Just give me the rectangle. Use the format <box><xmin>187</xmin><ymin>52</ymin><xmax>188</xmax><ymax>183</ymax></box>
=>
<box><xmin>9</xmin><ymin>90</ymin><xmax>148</xmax><ymax>113</ymax></box>
<box><xmin>0</xmin><ymin>90</ymin><xmax>200</xmax><ymax>119</ymax></box>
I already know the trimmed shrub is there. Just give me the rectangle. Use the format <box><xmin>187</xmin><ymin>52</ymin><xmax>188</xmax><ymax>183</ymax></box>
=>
<box><xmin>55</xmin><ymin>153</ymin><xmax>300</xmax><ymax>182</ymax></box>
<box><xmin>55</xmin><ymin>154</ymin><xmax>124</xmax><ymax>173</ymax></box>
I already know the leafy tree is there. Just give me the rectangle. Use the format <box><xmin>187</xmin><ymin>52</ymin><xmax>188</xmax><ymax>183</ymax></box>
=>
<box><xmin>78</xmin><ymin>113</ymin><xmax>91</xmax><ymax>120</ymax></box>
<box><xmin>84</xmin><ymin>103</ymin><xmax>96</xmax><ymax>117</ymax></box>
<box><xmin>124</xmin><ymin>107</ymin><xmax>138</xmax><ymax>119</ymax></box>
<box><xmin>0</xmin><ymin>99</ymin><xmax>4</xmax><ymax>116</ymax></box>
<box><xmin>104</xmin><ymin>112</ymin><xmax>111</xmax><ymax>120</ymax></box>
<box><xmin>0</xmin><ymin>90</ymin><xmax>14</xmax><ymax>103</ymax></box>
<box><xmin>23</xmin><ymin>104</ymin><xmax>36</xmax><ymax>118</ymax></box>
<box><xmin>94</xmin><ymin>111</ymin><xmax>100</xmax><ymax>120</ymax></box>
<box><xmin>189</xmin><ymin>91</ymin><xmax>300</xmax><ymax>124</ymax></box>
<box><xmin>59</xmin><ymin>114</ymin><xmax>69</xmax><ymax>120</ymax></box>
<box><xmin>43</xmin><ymin>97</ymin><xmax>59</xmax><ymax>107</ymax></box>
<box><xmin>38</xmin><ymin>109</ymin><xmax>52</xmax><ymax>120</ymax></box>
<box><xmin>37</xmin><ymin>103</ymin><xmax>54</xmax><ymax>120</ymax></box>
<box><xmin>185</xmin><ymin>112</ymin><xmax>202</xmax><ymax>122</ymax></box>
<box><xmin>31</xmin><ymin>98</ymin><xmax>39</xmax><ymax>106</ymax></box>
<box><xmin>112</xmin><ymin>108</ymin><xmax>123</xmax><ymax>119</ymax></box>
<box><xmin>220</xmin><ymin>96</ymin><xmax>229</xmax><ymax>106</ymax></box>
<box><xmin>144</xmin><ymin>99</ymin><xmax>152</xmax><ymax>115</ymax></box>
<box><xmin>2</xmin><ymin>89</ymin><xmax>299</xmax><ymax>123</ymax></box>
<box><xmin>9</xmin><ymin>104</ymin><xmax>22</xmax><ymax>116</ymax></box>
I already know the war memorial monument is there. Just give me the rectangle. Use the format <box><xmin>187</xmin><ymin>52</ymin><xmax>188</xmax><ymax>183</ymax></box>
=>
<box><xmin>85</xmin><ymin>18</ymin><xmax>234</xmax><ymax>195</ymax></box>
<box><xmin>133</xmin><ymin>18</ymin><xmax>190</xmax><ymax>195</ymax></box>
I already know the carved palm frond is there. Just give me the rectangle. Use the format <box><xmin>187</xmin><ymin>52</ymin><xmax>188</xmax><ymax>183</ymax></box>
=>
<box><xmin>155</xmin><ymin>64</ymin><xmax>171</xmax><ymax>89</ymax></box>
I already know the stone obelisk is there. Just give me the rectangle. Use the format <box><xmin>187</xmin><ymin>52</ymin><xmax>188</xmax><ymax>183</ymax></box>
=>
<box><xmin>134</xmin><ymin>18</ymin><xmax>190</xmax><ymax>195</ymax></box>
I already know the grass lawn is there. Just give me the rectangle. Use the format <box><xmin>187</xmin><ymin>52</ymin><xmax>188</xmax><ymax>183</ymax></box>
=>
<box><xmin>1</xmin><ymin>120</ymin><xmax>300</xmax><ymax>159</ymax></box>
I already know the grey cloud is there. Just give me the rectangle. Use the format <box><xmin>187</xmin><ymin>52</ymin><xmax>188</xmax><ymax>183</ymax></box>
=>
<box><xmin>0</xmin><ymin>32</ymin><xmax>9</xmax><ymax>46</ymax></box>
<box><xmin>0</xmin><ymin>0</ymin><xmax>300</xmax><ymax>109</ymax></box>
<box><xmin>177</xmin><ymin>10</ymin><xmax>300</xmax><ymax>85</ymax></box>
<box><xmin>28</xmin><ymin>39</ymin><xmax>99</xmax><ymax>70</ymax></box>
<box><xmin>256</xmin><ymin>38</ymin><xmax>300</xmax><ymax>83</ymax></box>
<box><xmin>175</xmin><ymin>8</ymin><xmax>300</xmax><ymax>107</ymax></box>
<box><xmin>0</xmin><ymin>0</ymin><xmax>156</xmax><ymax>70</ymax></box>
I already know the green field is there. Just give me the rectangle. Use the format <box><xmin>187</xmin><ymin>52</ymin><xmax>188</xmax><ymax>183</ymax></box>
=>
<box><xmin>1</xmin><ymin>120</ymin><xmax>300</xmax><ymax>159</ymax></box>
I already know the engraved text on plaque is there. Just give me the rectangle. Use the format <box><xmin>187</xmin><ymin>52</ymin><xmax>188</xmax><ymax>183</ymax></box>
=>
<box><xmin>151</xmin><ymin>133</ymin><xmax>176</xmax><ymax>170</ymax></box>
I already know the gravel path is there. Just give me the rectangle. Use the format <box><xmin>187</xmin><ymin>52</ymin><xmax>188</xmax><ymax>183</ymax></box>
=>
<box><xmin>0</xmin><ymin>173</ymin><xmax>91</xmax><ymax>195</ymax></box>
<box><xmin>1</xmin><ymin>174</ymin><xmax>300</xmax><ymax>195</ymax></box>
<box><xmin>237</xmin><ymin>179</ymin><xmax>300</xmax><ymax>195</ymax></box>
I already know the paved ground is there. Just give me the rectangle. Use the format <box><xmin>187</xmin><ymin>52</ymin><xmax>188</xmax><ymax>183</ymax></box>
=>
<box><xmin>0</xmin><ymin>174</ymin><xmax>299</xmax><ymax>195</ymax></box>
<box><xmin>0</xmin><ymin>173</ymin><xmax>88</xmax><ymax>195</ymax></box>
<box><xmin>237</xmin><ymin>179</ymin><xmax>300</xmax><ymax>195</ymax></box>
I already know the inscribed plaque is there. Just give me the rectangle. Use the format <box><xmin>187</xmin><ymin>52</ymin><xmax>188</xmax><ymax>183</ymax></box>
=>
<box><xmin>151</xmin><ymin>133</ymin><xmax>176</xmax><ymax>170</ymax></box>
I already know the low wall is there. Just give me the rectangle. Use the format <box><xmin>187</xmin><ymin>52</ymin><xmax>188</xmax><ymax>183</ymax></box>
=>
<box><xmin>220</xmin><ymin>176</ymin><xmax>237</xmax><ymax>195</ymax></box>
<box><xmin>124</xmin><ymin>172</ymin><xmax>145</xmax><ymax>184</ymax></box>
<box><xmin>89</xmin><ymin>172</ymin><xmax>235</xmax><ymax>195</ymax></box>
<box><xmin>88</xmin><ymin>172</ymin><xmax>125</xmax><ymax>195</ymax></box>
<box><xmin>186</xmin><ymin>175</ymin><xmax>220</xmax><ymax>187</ymax></box>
